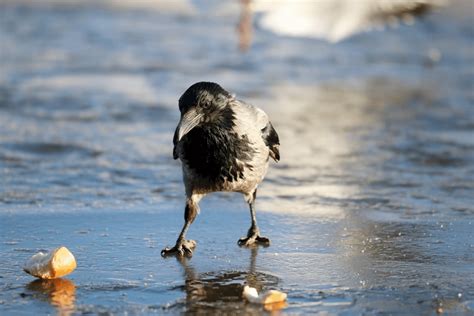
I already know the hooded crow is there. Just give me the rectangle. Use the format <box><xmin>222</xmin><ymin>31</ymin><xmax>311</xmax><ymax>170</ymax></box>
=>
<box><xmin>161</xmin><ymin>82</ymin><xmax>280</xmax><ymax>257</ymax></box>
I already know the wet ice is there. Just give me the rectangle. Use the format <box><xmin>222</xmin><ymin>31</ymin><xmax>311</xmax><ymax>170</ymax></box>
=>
<box><xmin>0</xmin><ymin>0</ymin><xmax>473</xmax><ymax>315</ymax></box>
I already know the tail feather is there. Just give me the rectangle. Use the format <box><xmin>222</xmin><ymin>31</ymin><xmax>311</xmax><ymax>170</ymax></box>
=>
<box><xmin>262</xmin><ymin>122</ymin><xmax>280</xmax><ymax>162</ymax></box>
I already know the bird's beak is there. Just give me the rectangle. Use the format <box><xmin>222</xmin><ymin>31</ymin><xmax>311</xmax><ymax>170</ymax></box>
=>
<box><xmin>177</xmin><ymin>108</ymin><xmax>203</xmax><ymax>141</ymax></box>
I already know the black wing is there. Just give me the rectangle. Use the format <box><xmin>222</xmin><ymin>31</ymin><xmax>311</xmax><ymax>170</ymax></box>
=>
<box><xmin>261</xmin><ymin>121</ymin><xmax>280</xmax><ymax>162</ymax></box>
<box><xmin>172</xmin><ymin>125</ymin><xmax>179</xmax><ymax>160</ymax></box>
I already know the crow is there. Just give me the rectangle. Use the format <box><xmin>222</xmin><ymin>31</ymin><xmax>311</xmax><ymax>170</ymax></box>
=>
<box><xmin>161</xmin><ymin>82</ymin><xmax>280</xmax><ymax>257</ymax></box>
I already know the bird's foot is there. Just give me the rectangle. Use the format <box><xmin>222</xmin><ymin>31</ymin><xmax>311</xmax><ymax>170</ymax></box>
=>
<box><xmin>161</xmin><ymin>239</ymin><xmax>196</xmax><ymax>257</ymax></box>
<box><xmin>238</xmin><ymin>234</ymin><xmax>270</xmax><ymax>247</ymax></box>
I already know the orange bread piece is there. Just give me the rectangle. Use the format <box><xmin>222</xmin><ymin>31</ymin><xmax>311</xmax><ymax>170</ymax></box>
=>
<box><xmin>260</xmin><ymin>289</ymin><xmax>288</xmax><ymax>304</ymax></box>
<box><xmin>24</xmin><ymin>246</ymin><xmax>77</xmax><ymax>279</ymax></box>
<box><xmin>243</xmin><ymin>285</ymin><xmax>287</xmax><ymax>309</ymax></box>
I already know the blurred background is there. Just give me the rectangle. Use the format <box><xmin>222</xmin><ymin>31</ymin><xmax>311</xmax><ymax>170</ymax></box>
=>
<box><xmin>0</xmin><ymin>0</ymin><xmax>473</xmax><ymax>314</ymax></box>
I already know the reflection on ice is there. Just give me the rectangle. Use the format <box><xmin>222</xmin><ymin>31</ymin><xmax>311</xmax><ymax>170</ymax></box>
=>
<box><xmin>168</xmin><ymin>247</ymin><xmax>282</xmax><ymax>314</ymax></box>
<box><xmin>252</xmin><ymin>79</ymin><xmax>473</xmax><ymax>220</ymax></box>
<box><xmin>25</xmin><ymin>279</ymin><xmax>76</xmax><ymax>316</ymax></box>
<box><xmin>254</xmin><ymin>83</ymin><xmax>386</xmax><ymax>218</ymax></box>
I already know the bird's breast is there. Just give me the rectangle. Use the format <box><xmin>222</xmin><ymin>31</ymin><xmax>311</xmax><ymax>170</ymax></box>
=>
<box><xmin>179</xmin><ymin>124</ymin><xmax>259</xmax><ymax>184</ymax></box>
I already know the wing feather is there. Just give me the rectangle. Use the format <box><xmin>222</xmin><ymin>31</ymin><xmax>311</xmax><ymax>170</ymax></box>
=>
<box><xmin>172</xmin><ymin>125</ymin><xmax>179</xmax><ymax>159</ymax></box>
<box><xmin>262</xmin><ymin>121</ymin><xmax>280</xmax><ymax>162</ymax></box>
<box><xmin>233</xmin><ymin>99</ymin><xmax>280</xmax><ymax>162</ymax></box>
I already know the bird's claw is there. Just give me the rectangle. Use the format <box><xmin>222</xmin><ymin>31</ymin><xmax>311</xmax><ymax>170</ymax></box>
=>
<box><xmin>238</xmin><ymin>235</ymin><xmax>270</xmax><ymax>247</ymax></box>
<box><xmin>161</xmin><ymin>239</ymin><xmax>196</xmax><ymax>257</ymax></box>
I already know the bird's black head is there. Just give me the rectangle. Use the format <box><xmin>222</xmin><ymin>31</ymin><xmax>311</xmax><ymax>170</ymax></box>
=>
<box><xmin>178</xmin><ymin>82</ymin><xmax>232</xmax><ymax>115</ymax></box>
<box><xmin>175</xmin><ymin>82</ymin><xmax>233</xmax><ymax>141</ymax></box>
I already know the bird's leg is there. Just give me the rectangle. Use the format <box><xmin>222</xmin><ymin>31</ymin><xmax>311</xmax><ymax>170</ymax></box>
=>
<box><xmin>161</xmin><ymin>199</ymin><xmax>198</xmax><ymax>257</ymax></box>
<box><xmin>238</xmin><ymin>189</ymin><xmax>270</xmax><ymax>247</ymax></box>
